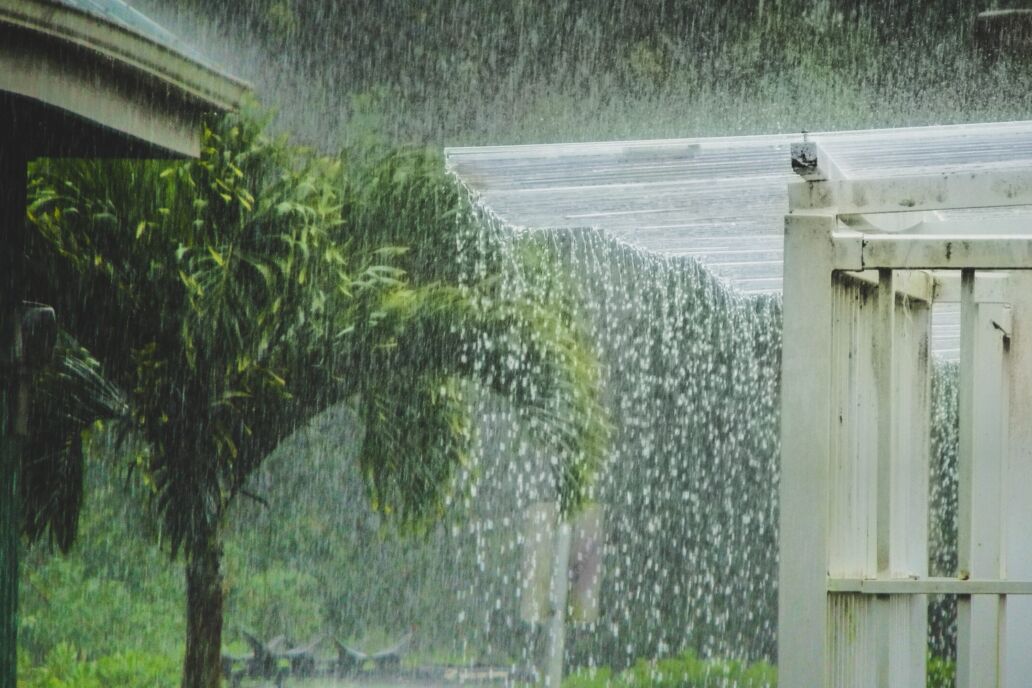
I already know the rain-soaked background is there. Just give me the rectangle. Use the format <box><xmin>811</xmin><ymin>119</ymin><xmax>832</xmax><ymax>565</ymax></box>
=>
<box><xmin>20</xmin><ymin>0</ymin><xmax>1018</xmax><ymax>685</ymax></box>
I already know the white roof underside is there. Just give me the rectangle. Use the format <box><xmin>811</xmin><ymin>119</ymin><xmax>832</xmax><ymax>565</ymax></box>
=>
<box><xmin>446</xmin><ymin>120</ymin><xmax>1032</xmax><ymax>360</ymax></box>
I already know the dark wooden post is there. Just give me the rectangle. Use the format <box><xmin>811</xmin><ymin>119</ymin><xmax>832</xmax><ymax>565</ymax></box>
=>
<box><xmin>0</xmin><ymin>145</ymin><xmax>28</xmax><ymax>688</ymax></box>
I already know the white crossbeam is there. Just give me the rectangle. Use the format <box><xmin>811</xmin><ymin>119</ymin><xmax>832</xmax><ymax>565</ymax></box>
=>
<box><xmin>934</xmin><ymin>272</ymin><xmax>1010</xmax><ymax>304</ymax></box>
<box><xmin>833</xmin><ymin>234</ymin><xmax>1032</xmax><ymax>270</ymax></box>
<box><xmin>789</xmin><ymin>167</ymin><xmax>1032</xmax><ymax>214</ymax></box>
<box><xmin>828</xmin><ymin>578</ymin><xmax>1032</xmax><ymax>595</ymax></box>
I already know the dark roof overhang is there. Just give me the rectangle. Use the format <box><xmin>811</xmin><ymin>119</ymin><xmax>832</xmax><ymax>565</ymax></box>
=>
<box><xmin>0</xmin><ymin>0</ymin><xmax>251</xmax><ymax>157</ymax></box>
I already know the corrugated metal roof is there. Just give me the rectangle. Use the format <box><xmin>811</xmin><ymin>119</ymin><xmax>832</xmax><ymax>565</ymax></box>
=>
<box><xmin>446</xmin><ymin>120</ymin><xmax>1032</xmax><ymax>359</ymax></box>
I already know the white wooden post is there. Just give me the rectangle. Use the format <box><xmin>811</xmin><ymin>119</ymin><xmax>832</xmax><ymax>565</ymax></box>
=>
<box><xmin>887</xmin><ymin>277</ymin><xmax>931</xmax><ymax>684</ymax></box>
<box><xmin>1003</xmin><ymin>271</ymin><xmax>1032</xmax><ymax>688</ymax></box>
<box><xmin>957</xmin><ymin>271</ymin><xmax>1008</xmax><ymax>688</ymax></box>
<box><xmin>779</xmin><ymin>211</ymin><xmax>836</xmax><ymax>687</ymax></box>
<box><xmin>781</xmin><ymin>143</ymin><xmax>1032</xmax><ymax>688</ymax></box>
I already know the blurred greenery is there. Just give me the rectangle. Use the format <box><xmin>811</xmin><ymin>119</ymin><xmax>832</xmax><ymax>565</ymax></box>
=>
<box><xmin>19</xmin><ymin>104</ymin><xmax>606</xmax><ymax>686</ymax></box>
<box><xmin>17</xmin><ymin>645</ymin><xmax>179</xmax><ymax>688</ymax></box>
<box><xmin>562</xmin><ymin>652</ymin><xmax>956</xmax><ymax>688</ymax></box>
<box><xmin>563</xmin><ymin>650</ymin><xmax>776</xmax><ymax>688</ymax></box>
<box><xmin>147</xmin><ymin>0</ymin><xmax>1032</xmax><ymax>146</ymax></box>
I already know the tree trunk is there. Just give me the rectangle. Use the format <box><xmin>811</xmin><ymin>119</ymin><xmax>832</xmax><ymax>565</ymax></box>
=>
<box><xmin>182</xmin><ymin>527</ymin><xmax>225</xmax><ymax>688</ymax></box>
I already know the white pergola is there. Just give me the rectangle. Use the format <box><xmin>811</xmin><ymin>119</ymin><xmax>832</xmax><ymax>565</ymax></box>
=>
<box><xmin>780</xmin><ymin>138</ymin><xmax>1032</xmax><ymax>687</ymax></box>
<box><xmin>448</xmin><ymin>121</ymin><xmax>1032</xmax><ymax>360</ymax></box>
<box><xmin>447</xmin><ymin>121</ymin><xmax>1032</xmax><ymax>686</ymax></box>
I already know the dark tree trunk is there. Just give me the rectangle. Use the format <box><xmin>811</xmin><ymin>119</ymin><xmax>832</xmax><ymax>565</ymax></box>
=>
<box><xmin>182</xmin><ymin>527</ymin><xmax>225</xmax><ymax>688</ymax></box>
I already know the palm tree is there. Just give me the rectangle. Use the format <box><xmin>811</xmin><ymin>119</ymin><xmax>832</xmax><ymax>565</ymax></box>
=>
<box><xmin>22</xmin><ymin>109</ymin><xmax>606</xmax><ymax>687</ymax></box>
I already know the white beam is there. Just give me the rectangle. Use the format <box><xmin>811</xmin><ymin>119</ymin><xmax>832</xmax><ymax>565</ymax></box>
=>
<box><xmin>838</xmin><ymin>269</ymin><xmax>935</xmax><ymax>303</ymax></box>
<box><xmin>828</xmin><ymin>578</ymin><xmax>1032</xmax><ymax>595</ymax></box>
<box><xmin>790</xmin><ymin>167</ymin><xmax>1032</xmax><ymax>214</ymax></box>
<box><xmin>856</xmin><ymin>235</ymin><xmax>1032</xmax><ymax>270</ymax></box>
<box><xmin>933</xmin><ymin>272</ymin><xmax>1010</xmax><ymax>304</ymax></box>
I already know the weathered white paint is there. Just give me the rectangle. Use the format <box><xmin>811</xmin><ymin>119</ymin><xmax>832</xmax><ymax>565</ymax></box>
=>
<box><xmin>934</xmin><ymin>272</ymin><xmax>1010</xmax><ymax>304</ymax></box>
<box><xmin>859</xmin><ymin>235</ymin><xmax>1032</xmax><ymax>270</ymax></box>
<box><xmin>789</xmin><ymin>167</ymin><xmax>1032</xmax><ymax>214</ymax></box>
<box><xmin>781</xmin><ymin>132</ymin><xmax>1032</xmax><ymax>686</ymax></box>
<box><xmin>828</xmin><ymin>578</ymin><xmax>1032</xmax><ymax>595</ymax></box>
<box><xmin>957</xmin><ymin>274</ymin><xmax>1007</xmax><ymax>688</ymax></box>
<box><xmin>1003</xmin><ymin>272</ymin><xmax>1032</xmax><ymax>688</ymax></box>
<box><xmin>779</xmin><ymin>211</ymin><xmax>836</xmax><ymax>687</ymax></box>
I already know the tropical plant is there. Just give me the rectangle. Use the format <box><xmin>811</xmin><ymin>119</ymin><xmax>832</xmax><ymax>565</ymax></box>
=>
<box><xmin>18</xmin><ymin>643</ymin><xmax>179</xmax><ymax>688</ymax></box>
<box><xmin>22</xmin><ymin>107</ymin><xmax>606</xmax><ymax>687</ymax></box>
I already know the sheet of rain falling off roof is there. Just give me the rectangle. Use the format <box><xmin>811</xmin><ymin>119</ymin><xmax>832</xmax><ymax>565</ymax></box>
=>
<box><xmin>446</xmin><ymin>120</ymin><xmax>1032</xmax><ymax>360</ymax></box>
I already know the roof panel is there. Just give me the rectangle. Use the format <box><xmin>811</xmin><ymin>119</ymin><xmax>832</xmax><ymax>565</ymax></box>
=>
<box><xmin>447</xmin><ymin>120</ymin><xmax>1032</xmax><ymax>359</ymax></box>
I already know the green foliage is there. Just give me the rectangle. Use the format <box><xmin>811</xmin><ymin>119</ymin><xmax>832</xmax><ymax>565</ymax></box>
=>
<box><xmin>26</xmin><ymin>105</ymin><xmax>383</xmax><ymax>556</ymax></box>
<box><xmin>17</xmin><ymin>644</ymin><xmax>178</xmax><ymax>688</ymax></box>
<box><xmin>26</xmin><ymin>102</ymin><xmax>606</xmax><ymax>548</ymax></box>
<box><xmin>337</xmin><ymin>141</ymin><xmax>608</xmax><ymax>516</ymax></box>
<box><xmin>563</xmin><ymin>650</ymin><xmax>776</xmax><ymax>688</ymax></box>
<box><xmin>225</xmin><ymin>560</ymin><xmax>322</xmax><ymax>643</ymax></box>
<box><xmin>563</xmin><ymin>652</ymin><xmax>956</xmax><ymax>688</ymax></box>
<box><xmin>19</xmin><ymin>556</ymin><xmax>180</xmax><ymax>662</ymax></box>
<box><xmin>18</xmin><ymin>436</ymin><xmax>183</xmax><ymax>679</ymax></box>
<box><xmin>22</xmin><ymin>335</ymin><xmax>128</xmax><ymax>552</ymax></box>
<box><xmin>165</xmin><ymin>0</ymin><xmax>1032</xmax><ymax>147</ymax></box>
<box><xmin>22</xmin><ymin>105</ymin><xmax>608</xmax><ymax>683</ymax></box>
<box><xmin>926</xmin><ymin>655</ymin><xmax>956</xmax><ymax>688</ymax></box>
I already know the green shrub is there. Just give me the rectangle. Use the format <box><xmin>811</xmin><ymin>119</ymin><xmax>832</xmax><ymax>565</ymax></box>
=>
<box><xmin>17</xmin><ymin>644</ymin><xmax>178</xmax><ymax>688</ymax></box>
<box><xmin>564</xmin><ymin>652</ymin><xmax>955</xmax><ymax>688</ymax></box>
<box><xmin>927</xmin><ymin>655</ymin><xmax>955</xmax><ymax>688</ymax></box>
<box><xmin>564</xmin><ymin>651</ymin><xmax>775</xmax><ymax>688</ymax></box>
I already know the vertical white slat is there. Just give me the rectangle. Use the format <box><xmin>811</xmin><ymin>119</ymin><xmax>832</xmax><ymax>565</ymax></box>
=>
<box><xmin>828</xmin><ymin>277</ymin><xmax>878</xmax><ymax>688</ymax></box>
<box><xmin>873</xmin><ymin>270</ymin><xmax>898</xmax><ymax>688</ymax></box>
<box><xmin>958</xmin><ymin>270</ymin><xmax>1006</xmax><ymax>688</ymax></box>
<box><xmin>1003</xmin><ymin>272</ymin><xmax>1032</xmax><ymax>688</ymax></box>
<box><xmin>828</xmin><ymin>280</ymin><xmax>874</xmax><ymax>581</ymax></box>
<box><xmin>958</xmin><ymin>269</ymin><xmax>976</xmax><ymax>688</ymax></box>
<box><xmin>825</xmin><ymin>274</ymin><xmax>933</xmax><ymax>688</ymax></box>
<box><xmin>829</xmin><ymin>593</ymin><xmax>876</xmax><ymax>688</ymax></box>
<box><xmin>887</xmin><ymin>290</ymin><xmax>931</xmax><ymax>685</ymax></box>
<box><xmin>779</xmin><ymin>213</ymin><xmax>837</xmax><ymax>687</ymax></box>
<box><xmin>880</xmin><ymin>279</ymin><xmax>931</xmax><ymax>687</ymax></box>
<box><xmin>875</xmin><ymin>270</ymin><xmax>896</xmax><ymax>577</ymax></box>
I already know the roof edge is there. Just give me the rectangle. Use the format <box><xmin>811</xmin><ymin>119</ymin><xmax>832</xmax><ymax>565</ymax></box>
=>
<box><xmin>444</xmin><ymin>119</ymin><xmax>1032</xmax><ymax>160</ymax></box>
<box><xmin>0</xmin><ymin>0</ymin><xmax>250</xmax><ymax>112</ymax></box>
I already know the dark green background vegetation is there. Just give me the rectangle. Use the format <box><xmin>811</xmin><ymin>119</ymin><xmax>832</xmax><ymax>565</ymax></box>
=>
<box><xmin>149</xmin><ymin>0</ymin><xmax>1032</xmax><ymax>146</ymax></box>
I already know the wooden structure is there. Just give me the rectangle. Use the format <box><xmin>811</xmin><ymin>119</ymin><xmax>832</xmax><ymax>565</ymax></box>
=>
<box><xmin>447</xmin><ymin>121</ymin><xmax>1032</xmax><ymax>686</ymax></box>
<box><xmin>779</xmin><ymin>138</ymin><xmax>1032</xmax><ymax>687</ymax></box>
